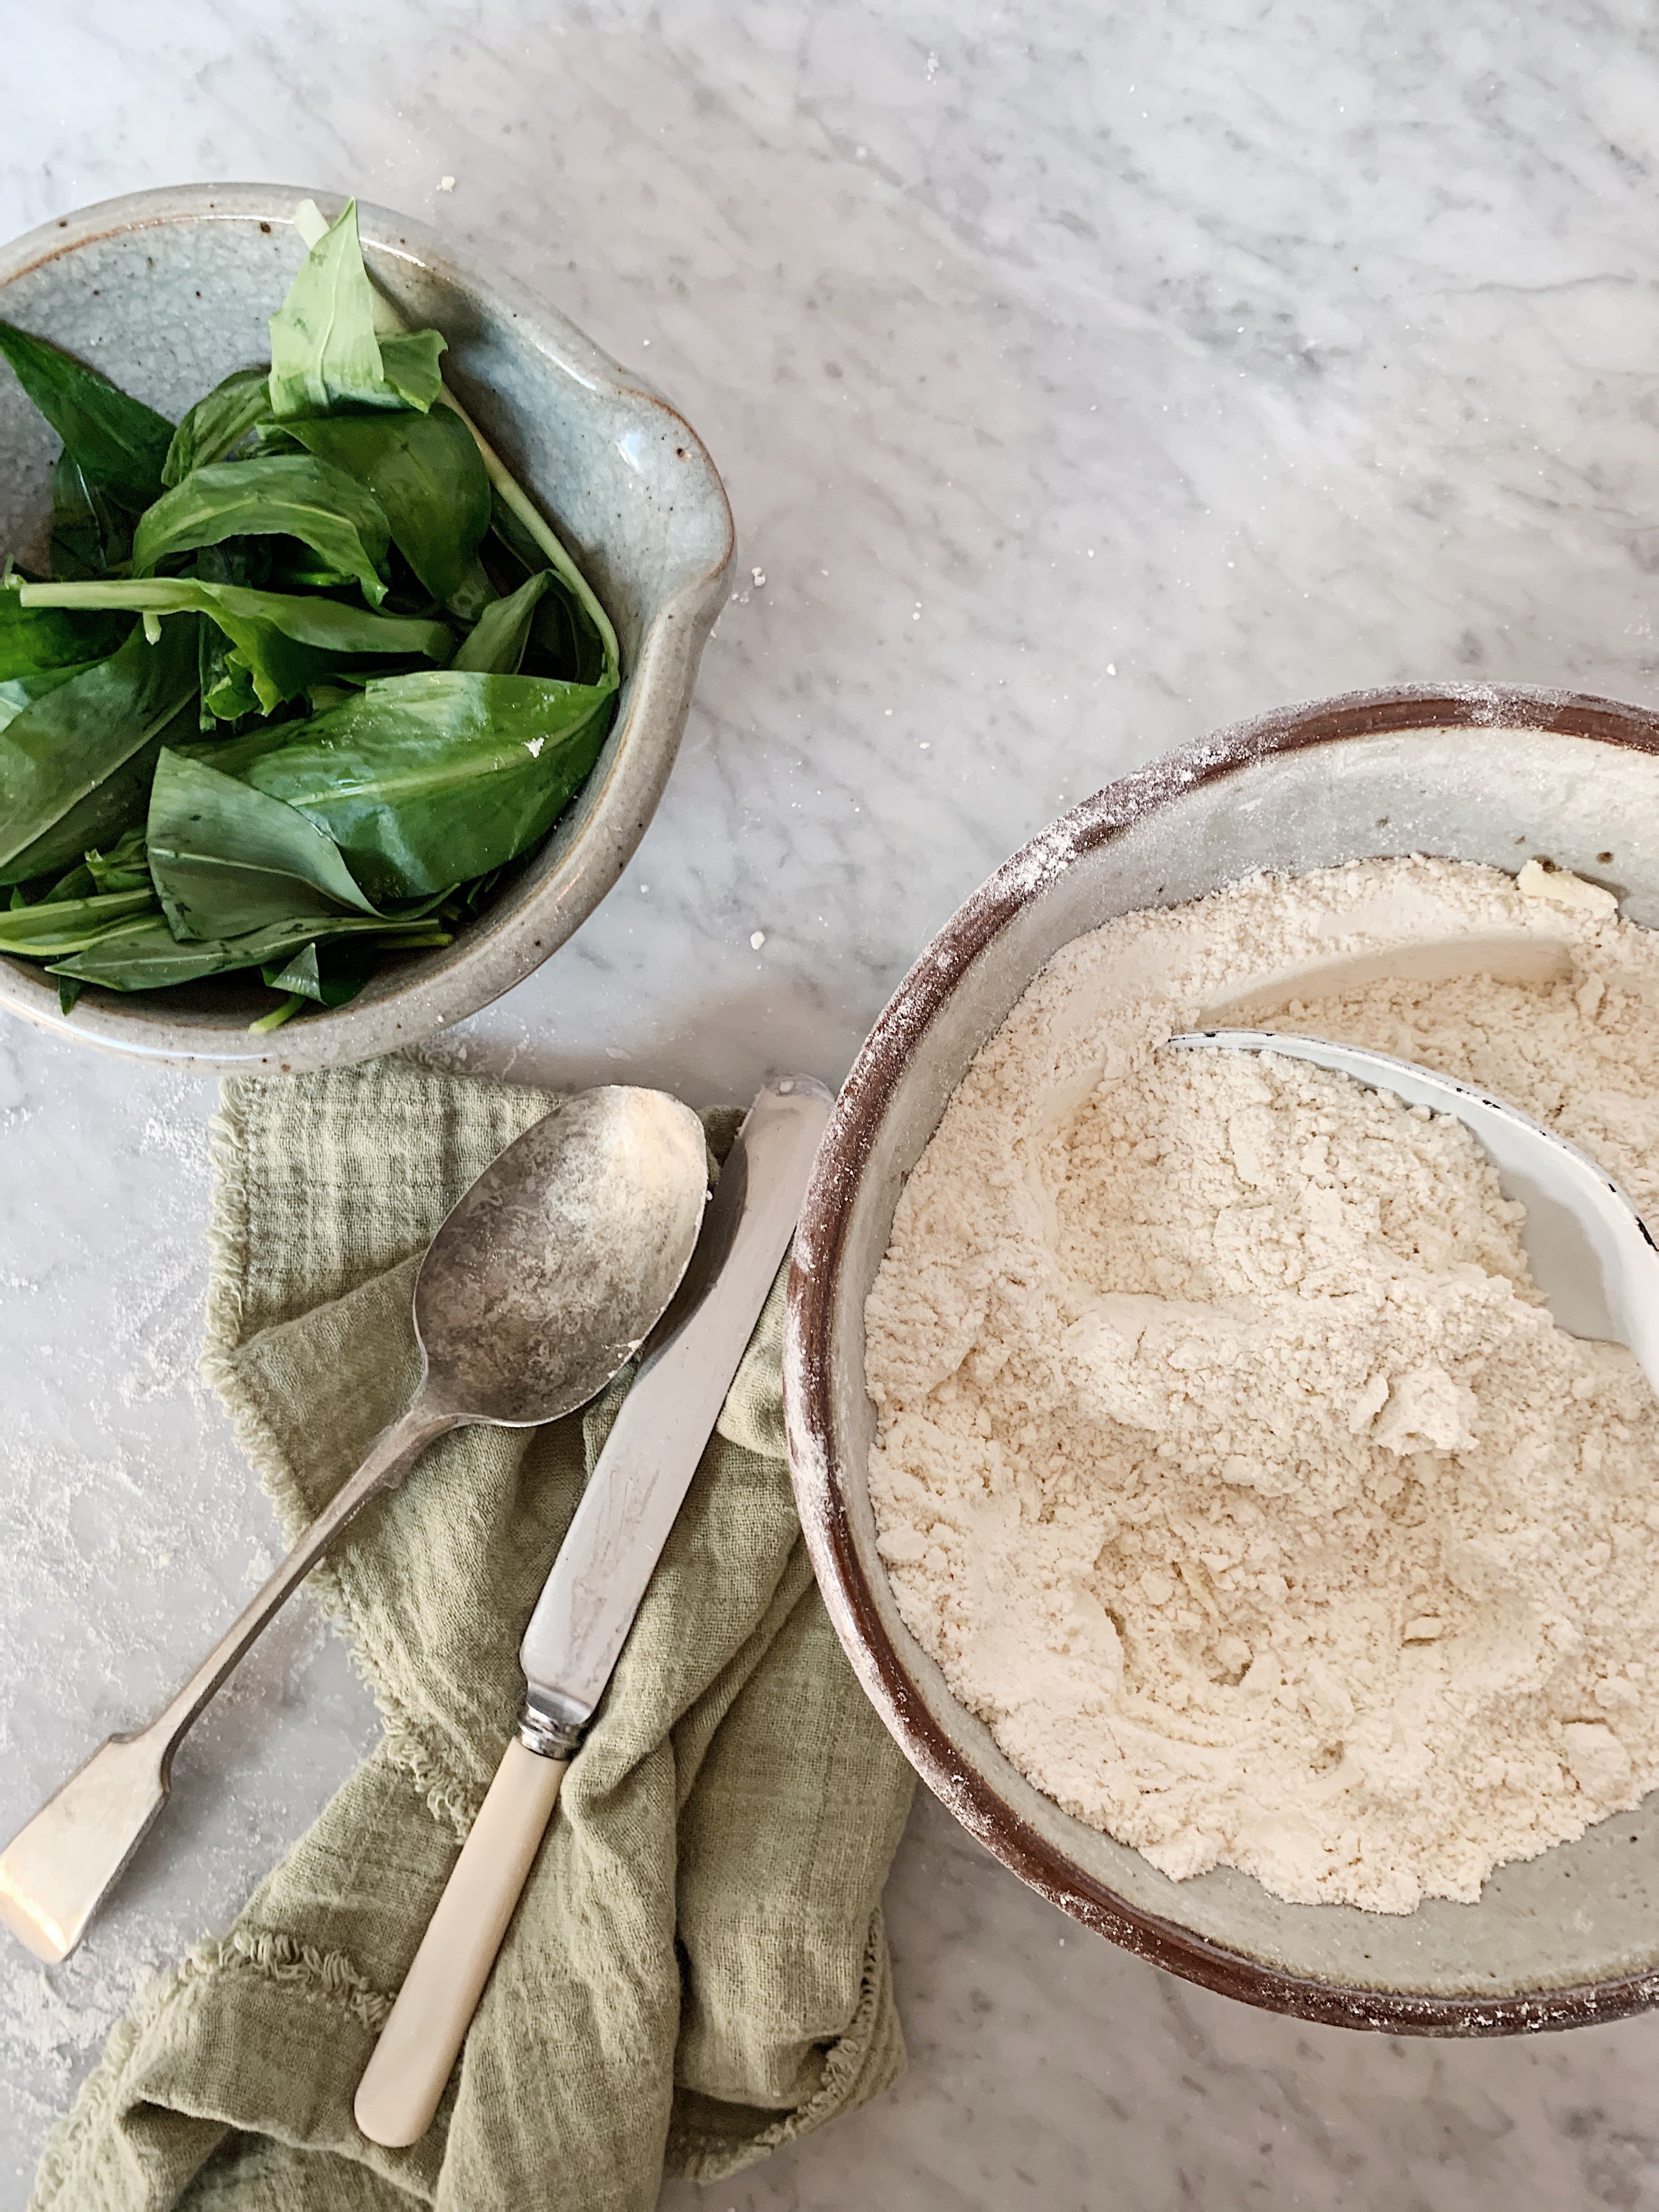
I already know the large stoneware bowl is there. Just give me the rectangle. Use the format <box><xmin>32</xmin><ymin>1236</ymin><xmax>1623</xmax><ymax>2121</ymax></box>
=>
<box><xmin>785</xmin><ymin>683</ymin><xmax>1659</xmax><ymax>2034</ymax></box>
<box><xmin>0</xmin><ymin>184</ymin><xmax>733</xmax><ymax>1069</ymax></box>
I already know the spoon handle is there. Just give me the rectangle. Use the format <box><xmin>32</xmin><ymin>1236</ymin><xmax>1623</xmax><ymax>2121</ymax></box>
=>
<box><xmin>0</xmin><ymin>1396</ymin><xmax>456</xmax><ymax>1965</ymax></box>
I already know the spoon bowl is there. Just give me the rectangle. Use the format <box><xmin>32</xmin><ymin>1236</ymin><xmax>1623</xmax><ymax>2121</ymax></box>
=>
<box><xmin>416</xmin><ymin>1086</ymin><xmax>709</xmax><ymax>1425</ymax></box>
<box><xmin>1168</xmin><ymin>1029</ymin><xmax>1659</xmax><ymax>1396</ymax></box>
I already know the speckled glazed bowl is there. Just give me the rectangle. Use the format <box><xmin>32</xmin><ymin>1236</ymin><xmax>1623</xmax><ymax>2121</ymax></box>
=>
<box><xmin>786</xmin><ymin>683</ymin><xmax>1659</xmax><ymax>2034</ymax></box>
<box><xmin>0</xmin><ymin>184</ymin><xmax>733</xmax><ymax>1070</ymax></box>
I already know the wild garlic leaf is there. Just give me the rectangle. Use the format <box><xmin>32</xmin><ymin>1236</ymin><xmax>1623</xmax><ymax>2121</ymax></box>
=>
<box><xmin>267</xmin><ymin>200</ymin><xmax>385</xmax><ymax>417</ymax></box>
<box><xmin>85</xmin><ymin>827</ymin><xmax>151</xmax><ymax>893</ymax></box>
<box><xmin>205</xmin><ymin>667</ymin><xmax>616</xmax><ymax>900</ymax></box>
<box><xmin>200</xmin><ymin>644</ymin><xmax>262</xmax><ymax>725</ymax></box>
<box><xmin>0</xmin><ymin>589</ymin><xmax>129</xmax><ymax>683</ymax></box>
<box><xmin>16</xmin><ymin>577</ymin><xmax>453</xmax><ymax>713</ymax></box>
<box><xmin>0</xmin><ymin>318</ymin><xmax>173</xmax><ymax>507</ymax></box>
<box><xmin>259</xmin><ymin>935</ymin><xmax>381</xmax><ymax>1009</ymax></box>
<box><xmin>267</xmin><ymin>200</ymin><xmax>448</xmax><ymax>419</ymax></box>
<box><xmin>191</xmin><ymin>543</ymin><xmax>268</xmax><ymax>724</ymax></box>
<box><xmin>445</xmin><ymin>560</ymin><xmax>496</xmax><ymax>626</ymax></box>
<box><xmin>476</xmin><ymin>445</ymin><xmax>618</xmax><ymax>690</ymax></box>
<box><xmin>0</xmin><ymin>617</ymin><xmax>200</xmax><ymax>881</ymax></box>
<box><xmin>0</xmin><ymin>669</ymin><xmax>92</xmax><ymax>739</ymax></box>
<box><xmin>48</xmin><ymin>909</ymin><xmax>445</xmax><ymax>992</ymax></box>
<box><xmin>1</xmin><ymin>674</ymin><xmax>93</xmax><ymax>740</ymax></box>
<box><xmin>487</xmin><ymin>490</ymin><xmax>611</xmax><ymax>687</ymax></box>
<box><xmin>377</xmin><ymin>330</ymin><xmax>448</xmax><ymax>411</ymax></box>
<box><xmin>147</xmin><ymin>747</ymin><xmax>378</xmax><ymax>941</ymax></box>
<box><xmin>17</xmin><ymin>709</ymin><xmax>204</xmax><ymax>888</ymax></box>
<box><xmin>161</xmin><ymin>368</ymin><xmax>274</xmax><ymax>486</ymax></box>
<box><xmin>287</xmin><ymin>407</ymin><xmax>490</xmax><ymax>603</ymax></box>
<box><xmin>41</xmin><ymin>861</ymin><xmax>95</xmax><ymax>901</ymax></box>
<box><xmin>0</xmin><ymin>885</ymin><xmax>156</xmax><ymax>958</ymax></box>
<box><xmin>259</xmin><ymin>937</ymin><xmax>326</xmax><ymax>1000</ymax></box>
<box><xmin>50</xmin><ymin>450</ymin><xmax>134</xmax><ymax>578</ymax></box>
<box><xmin>453</xmin><ymin>571</ymin><xmax>550</xmax><ymax>674</ymax></box>
<box><xmin>133</xmin><ymin>455</ymin><xmax>393</xmax><ymax>607</ymax></box>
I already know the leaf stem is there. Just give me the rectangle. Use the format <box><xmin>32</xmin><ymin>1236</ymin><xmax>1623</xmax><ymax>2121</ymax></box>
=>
<box><xmin>247</xmin><ymin>992</ymin><xmax>306</xmax><ymax>1034</ymax></box>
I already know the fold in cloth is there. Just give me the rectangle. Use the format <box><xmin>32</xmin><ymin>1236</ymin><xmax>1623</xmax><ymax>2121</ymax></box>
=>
<box><xmin>36</xmin><ymin>1059</ymin><xmax>914</xmax><ymax>2211</ymax></box>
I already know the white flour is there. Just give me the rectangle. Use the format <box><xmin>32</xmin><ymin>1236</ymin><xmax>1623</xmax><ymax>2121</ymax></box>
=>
<box><xmin>865</xmin><ymin>855</ymin><xmax>1659</xmax><ymax>1912</ymax></box>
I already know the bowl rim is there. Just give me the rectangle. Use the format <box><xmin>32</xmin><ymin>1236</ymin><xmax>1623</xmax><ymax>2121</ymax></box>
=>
<box><xmin>785</xmin><ymin>679</ymin><xmax>1659</xmax><ymax>2035</ymax></box>
<box><xmin>0</xmin><ymin>182</ymin><xmax>736</xmax><ymax>1071</ymax></box>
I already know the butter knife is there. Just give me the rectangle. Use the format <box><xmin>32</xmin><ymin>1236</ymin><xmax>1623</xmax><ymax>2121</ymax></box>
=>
<box><xmin>353</xmin><ymin>1074</ymin><xmax>833</xmax><ymax>2148</ymax></box>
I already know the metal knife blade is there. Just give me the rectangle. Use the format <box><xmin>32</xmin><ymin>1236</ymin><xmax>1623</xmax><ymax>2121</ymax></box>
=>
<box><xmin>517</xmin><ymin>1075</ymin><xmax>832</xmax><ymax>1742</ymax></box>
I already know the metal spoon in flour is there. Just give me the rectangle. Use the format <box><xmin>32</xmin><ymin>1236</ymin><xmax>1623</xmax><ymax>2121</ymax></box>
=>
<box><xmin>1167</xmin><ymin>1031</ymin><xmax>1659</xmax><ymax>1397</ymax></box>
<box><xmin>0</xmin><ymin>1086</ymin><xmax>710</xmax><ymax>1966</ymax></box>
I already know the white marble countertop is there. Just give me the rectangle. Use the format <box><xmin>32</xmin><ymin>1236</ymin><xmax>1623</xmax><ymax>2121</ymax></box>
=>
<box><xmin>8</xmin><ymin>3</ymin><xmax>1659</xmax><ymax>2204</ymax></box>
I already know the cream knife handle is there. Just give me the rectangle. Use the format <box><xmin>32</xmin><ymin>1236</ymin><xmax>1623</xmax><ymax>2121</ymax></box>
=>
<box><xmin>354</xmin><ymin>1740</ymin><xmax>565</xmax><ymax>2147</ymax></box>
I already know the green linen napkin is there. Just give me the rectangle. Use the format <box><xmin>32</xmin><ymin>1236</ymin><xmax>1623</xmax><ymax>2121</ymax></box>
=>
<box><xmin>36</xmin><ymin>1058</ymin><xmax>915</xmax><ymax>2212</ymax></box>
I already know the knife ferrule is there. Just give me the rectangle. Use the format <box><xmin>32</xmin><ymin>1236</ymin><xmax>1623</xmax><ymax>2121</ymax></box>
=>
<box><xmin>517</xmin><ymin>1685</ymin><xmax>590</xmax><ymax>1760</ymax></box>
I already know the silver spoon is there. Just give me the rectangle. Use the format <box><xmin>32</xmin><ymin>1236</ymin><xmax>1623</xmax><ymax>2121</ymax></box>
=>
<box><xmin>0</xmin><ymin>1085</ymin><xmax>709</xmax><ymax>1965</ymax></box>
<box><xmin>1168</xmin><ymin>1031</ymin><xmax>1659</xmax><ymax>1394</ymax></box>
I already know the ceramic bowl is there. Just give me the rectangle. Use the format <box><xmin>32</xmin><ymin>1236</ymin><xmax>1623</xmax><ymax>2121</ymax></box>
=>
<box><xmin>786</xmin><ymin>682</ymin><xmax>1659</xmax><ymax>2034</ymax></box>
<box><xmin>0</xmin><ymin>184</ymin><xmax>734</xmax><ymax>1070</ymax></box>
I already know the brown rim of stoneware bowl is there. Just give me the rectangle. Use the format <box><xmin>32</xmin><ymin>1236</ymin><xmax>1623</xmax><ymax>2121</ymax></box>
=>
<box><xmin>786</xmin><ymin>680</ymin><xmax>1659</xmax><ymax>2038</ymax></box>
<box><xmin>0</xmin><ymin>183</ymin><xmax>735</xmax><ymax>1071</ymax></box>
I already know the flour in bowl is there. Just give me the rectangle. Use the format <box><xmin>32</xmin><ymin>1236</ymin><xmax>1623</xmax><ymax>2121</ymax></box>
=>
<box><xmin>864</xmin><ymin>855</ymin><xmax>1659</xmax><ymax>1911</ymax></box>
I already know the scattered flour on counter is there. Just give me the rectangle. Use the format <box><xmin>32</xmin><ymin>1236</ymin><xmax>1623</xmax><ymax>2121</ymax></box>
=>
<box><xmin>865</xmin><ymin>855</ymin><xmax>1659</xmax><ymax>1912</ymax></box>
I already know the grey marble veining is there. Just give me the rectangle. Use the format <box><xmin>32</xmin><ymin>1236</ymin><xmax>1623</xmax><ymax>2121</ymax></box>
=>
<box><xmin>7</xmin><ymin>2</ymin><xmax>1659</xmax><ymax>2205</ymax></box>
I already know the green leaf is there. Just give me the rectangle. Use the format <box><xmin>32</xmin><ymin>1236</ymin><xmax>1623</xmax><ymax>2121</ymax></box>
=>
<box><xmin>267</xmin><ymin>200</ymin><xmax>447</xmax><ymax>420</ymax></box>
<box><xmin>453</xmin><ymin>570</ymin><xmax>550</xmax><ymax>674</ymax></box>
<box><xmin>16</xmin><ymin>577</ymin><xmax>452</xmax><ymax>714</ymax></box>
<box><xmin>58</xmin><ymin>975</ymin><xmax>83</xmax><ymax>1014</ymax></box>
<box><xmin>260</xmin><ymin>935</ymin><xmax>377</xmax><ymax>1009</ymax></box>
<box><xmin>190</xmin><ymin>543</ymin><xmax>267</xmax><ymax>725</ymax></box>
<box><xmin>468</xmin><ymin>425</ymin><xmax>619</xmax><ymax>690</ymax></box>
<box><xmin>48</xmin><ymin>909</ymin><xmax>447</xmax><ymax>992</ymax></box>
<box><xmin>84</xmin><ymin>827</ymin><xmax>149</xmax><ymax>892</ymax></box>
<box><xmin>444</xmin><ymin>559</ymin><xmax>495</xmax><ymax>626</ymax></box>
<box><xmin>288</xmin><ymin>408</ymin><xmax>490</xmax><ymax>604</ymax></box>
<box><xmin>50</xmin><ymin>450</ymin><xmax>133</xmax><ymax>578</ymax></box>
<box><xmin>484</xmin><ymin>487</ymin><xmax>612</xmax><ymax>689</ymax></box>
<box><xmin>201</xmin><ymin>638</ymin><xmax>262</xmax><ymax>724</ymax></box>
<box><xmin>281</xmin><ymin>202</ymin><xmax>618</xmax><ymax>679</ymax></box>
<box><xmin>0</xmin><ymin>668</ymin><xmax>87</xmax><ymax>736</ymax></box>
<box><xmin>0</xmin><ymin>589</ymin><xmax>129</xmax><ymax>683</ymax></box>
<box><xmin>132</xmin><ymin>455</ymin><xmax>392</xmax><ymax>607</ymax></box>
<box><xmin>206</xmin><ymin>667</ymin><xmax>616</xmax><ymax>900</ymax></box>
<box><xmin>378</xmin><ymin>331</ymin><xmax>447</xmax><ymax>411</ymax></box>
<box><xmin>161</xmin><ymin>368</ymin><xmax>274</xmax><ymax>486</ymax></box>
<box><xmin>146</xmin><ymin>747</ymin><xmax>378</xmax><ymax>941</ymax></box>
<box><xmin>247</xmin><ymin>424</ymin><xmax>306</xmax><ymax>459</ymax></box>
<box><xmin>267</xmin><ymin>199</ymin><xmax>385</xmax><ymax>417</ymax></box>
<box><xmin>41</xmin><ymin>862</ymin><xmax>95</xmax><ymax>901</ymax></box>
<box><xmin>261</xmin><ymin>939</ymin><xmax>325</xmax><ymax>998</ymax></box>
<box><xmin>0</xmin><ymin>617</ymin><xmax>200</xmax><ymax>881</ymax></box>
<box><xmin>4</xmin><ymin>719</ymin><xmax>194</xmax><ymax>887</ymax></box>
<box><xmin>0</xmin><ymin>319</ymin><xmax>173</xmax><ymax>507</ymax></box>
<box><xmin>0</xmin><ymin>886</ymin><xmax>156</xmax><ymax>958</ymax></box>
